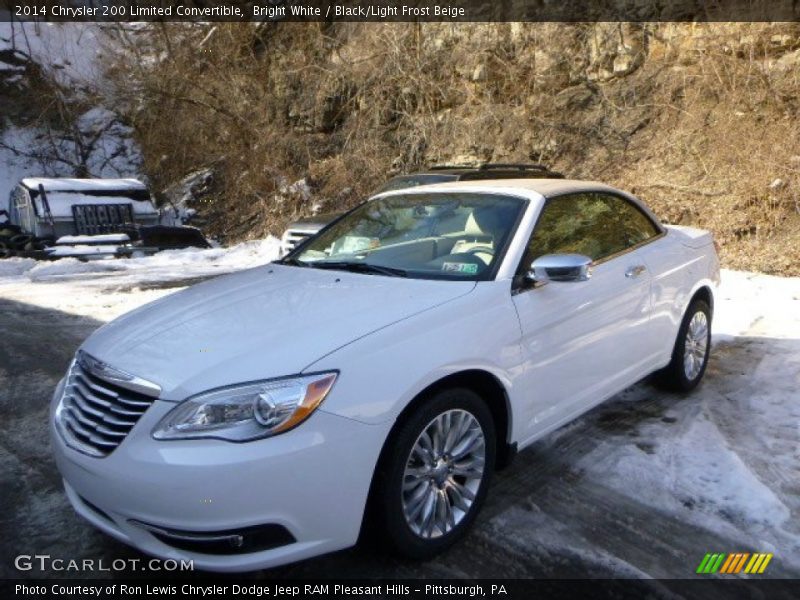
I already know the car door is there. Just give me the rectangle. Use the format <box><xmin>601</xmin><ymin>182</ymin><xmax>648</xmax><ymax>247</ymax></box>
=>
<box><xmin>511</xmin><ymin>192</ymin><xmax>664</xmax><ymax>442</ymax></box>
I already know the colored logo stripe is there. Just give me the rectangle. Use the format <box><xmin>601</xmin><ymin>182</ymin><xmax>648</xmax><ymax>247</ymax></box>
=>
<box><xmin>697</xmin><ymin>553</ymin><xmax>773</xmax><ymax>574</ymax></box>
<box><xmin>720</xmin><ymin>553</ymin><xmax>736</xmax><ymax>573</ymax></box>
<box><xmin>720</xmin><ymin>553</ymin><xmax>750</xmax><ymax>573</ymax></box>
<box><xmin>697</xmin><ymin>553</ymin><xmax>726</xmax><ymax>573</ymax></box>
<box><xmin>745</xmin><ymin>553</ymin><xmax>773</xmax><ymax>574</ymax></box>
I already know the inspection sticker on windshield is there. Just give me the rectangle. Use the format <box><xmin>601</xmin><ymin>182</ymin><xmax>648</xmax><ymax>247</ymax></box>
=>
<box><xmin>442</xmin><ymin>262</ymin><xmax>479</xmax><ymax>274</ymax></box>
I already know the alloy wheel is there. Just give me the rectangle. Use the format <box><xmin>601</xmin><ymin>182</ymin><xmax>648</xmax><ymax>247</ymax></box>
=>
<box><xmin>401</xmin><ymin>409</ymin><xmax>486</xmax><ymax>539</ymax></box>
<box><xmin>683</xmin><ymin>311</ymin><xmax>709</xmax><ymax>381</ymax></box>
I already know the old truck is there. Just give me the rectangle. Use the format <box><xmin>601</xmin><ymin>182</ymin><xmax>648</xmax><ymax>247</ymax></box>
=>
<box><xmin>1</xmin><ymin>178</ymin><xmax>208</xmax><ymax>259</ymax></box>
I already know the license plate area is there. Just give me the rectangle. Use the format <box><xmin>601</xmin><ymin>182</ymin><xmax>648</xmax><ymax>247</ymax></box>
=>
<box><xmin>72</xmin><ymin>204</ymin><xmax>134</xmax><ymax>235</ymax></box>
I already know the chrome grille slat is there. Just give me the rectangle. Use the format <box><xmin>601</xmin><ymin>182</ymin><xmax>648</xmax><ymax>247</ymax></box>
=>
<box><xmin>65</xmin><ymin>405</ymin><xmax>99</xmax><ymax>430</ymax></box>
<box><xmin>88</xmin><ymin>435</ymin><xmax>118</xmax><ymax>448</ymax></box>
<box><xmin>56</xmin><ymin>357</ymin><xmax>157</xmax><ymax>457</ymax></box>
<box><xmin>113</xmin><ymin>396</ymin><xmax>152</xmax><ymax>409</ymax></box>
<box><xmin>63</xmin><ymin>411</ymin><xmax>95</xmax><ymax>439</ymax></box>
<box><xmin>73</xmin><ymin>384</ymin><xmax>111</xmax><ymax>411</ymax></box>
<box><xmin>67</xmin><ymin>390</ymin><xmax>106</xmax><ymax>419</ymax></box>
<box><xmin>94</xmin><ymin>424</ymin><xmax>128</xmax><ymax>438</ymax></box>
<box><xmin>73</xmin><ymin>378</ymin><xmax>114</xmax><ymax>407</ymax></box>
<box><xmin>108</xmin><ymin>404</ymin><xmax>143</xmax><ymax>417</ymax></box>
<box><xmin>75</xmin><ymin>372</ymin><xmax>119</xmax><ymax>399</ymax></box>
<box><xmin>101</xmin><ymin>414</ymin><xmax>137</xmax><ymax>427</ymax></box>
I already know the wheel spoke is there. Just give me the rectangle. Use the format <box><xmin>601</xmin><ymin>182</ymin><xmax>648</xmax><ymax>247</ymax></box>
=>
<box><xmin>434</xmin><ymin>489</ymin><xmax>448</xmax><ymax>534</ymax></box>
<box><xmin>451</xmin><ymin>457</ymin><xmax>484</xmax><ymax>478</ymax></box>
<box><xmin>419</xmin><ymin>488</ymin><xmax>437</xmax><ymax>536</ymax></box>
<box><xmin>430</xmin><ymin>417</ymin><xmax>445</xmax><ymax>456</ymax></box>
<box><xmin>405</xmin><ymin>482</ymin><xmax>430</xmax><ymax>520</ymax></box>
<box><xmin>404</xmin><ymin>465</ymin><xmax>429</xmax><ymax>481</ymax></box>
<box><xmin>416</xmin><ymin>431</ymin><xmax>435</xmax><ymax>462</ymax></box>
<box><xmin>445</xmin><ymin>492</ymin><xmax>457</xmax><ymax>529</ymax></box>
<box><xmin>451</xmin><ymin>428</ymin><xmax>483</xmax><ymax>460</ymax></box>
<box><xmin>403</xmin><ymin>472</ymin><xmax>427</xmax><ymax>492</ymax></box>
<box><xmin>443</xmin><ymin>411</ymin><xmax>466</xmax><ymax>454</ymax></box>
<box><xmin>447</xmin><ymin>480</ymin><xmax>472</xmax><ymax>511</ymax></box>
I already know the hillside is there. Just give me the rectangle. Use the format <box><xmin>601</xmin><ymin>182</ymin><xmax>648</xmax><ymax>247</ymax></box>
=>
<box><xmin>4</xmin><ymin>22</ymin><xmax>800</xmax><ymax>274</ymax></box>
<box><xmin>0</xmin><ymin>22</ymin><xmax>142</xmax><ymax>204</ymax></box>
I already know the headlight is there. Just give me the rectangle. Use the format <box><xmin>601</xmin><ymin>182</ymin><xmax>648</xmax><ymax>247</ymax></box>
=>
<box><xmin>152</xmin><ymin>372</ymin><xmax>337</xmax><ymax>442</ymax></box>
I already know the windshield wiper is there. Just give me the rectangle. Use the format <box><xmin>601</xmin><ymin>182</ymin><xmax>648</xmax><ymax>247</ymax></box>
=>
<box><xmin>276</xmin><ymin>257</ymin><xmax>309</xmax><ymax>267</ymax></box>
<box><xmin>310</xmin><ymin>261</ymin><xmax>408</xmax><ymax>278</ymax></box>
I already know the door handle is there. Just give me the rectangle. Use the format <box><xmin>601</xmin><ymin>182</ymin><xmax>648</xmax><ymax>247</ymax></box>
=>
<box><xmin>625</xmin><ymin>265</ymin><xmax>647</xmax><ymax>278</ymax></box>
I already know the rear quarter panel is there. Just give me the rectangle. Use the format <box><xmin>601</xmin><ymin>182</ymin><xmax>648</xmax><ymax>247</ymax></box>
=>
<box><xmin>639</xmin><ymin>226</ymin><xmax>720</xmax><ymax>367</ymax></box>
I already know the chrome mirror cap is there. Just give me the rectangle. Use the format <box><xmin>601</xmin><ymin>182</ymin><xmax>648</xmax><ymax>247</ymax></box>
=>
<box><xmin>527</xmin><ymin>253</ymin><xmax>593</xmax><ymax>284</ymax></box>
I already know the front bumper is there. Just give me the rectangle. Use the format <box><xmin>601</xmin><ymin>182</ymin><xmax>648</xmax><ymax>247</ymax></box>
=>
<box><xmin>50</xmin><ymin>396</ymin><xmax>389</xmax><ymax>572</ymax></box>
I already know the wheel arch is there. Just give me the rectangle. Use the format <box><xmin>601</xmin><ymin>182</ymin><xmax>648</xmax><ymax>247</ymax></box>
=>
<box><xmin>392</xmin><ymin>369</ymin><xmax>515</xmax><ymax>468</ymax></box>
<box><xmin>359</xmin><ymin>368</ymin><xmax>515</xmax><ymax>543</ymax></box>
<box><xmin>689</xmin><ymin>284</ymin><xmax>714</xmax><ymax>316</ymax></box>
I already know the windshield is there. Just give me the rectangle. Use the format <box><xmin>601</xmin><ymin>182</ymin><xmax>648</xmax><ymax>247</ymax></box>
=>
<box><xmin>287</xmin><ymin>192</ymin><xmax>526</xmax><ymax>281</ymax></box>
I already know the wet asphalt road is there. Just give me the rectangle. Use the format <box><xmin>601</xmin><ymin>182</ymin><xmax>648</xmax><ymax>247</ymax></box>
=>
<box><xmin>1</xmin><ymin>290</ymin><xmax>798</xmax><ymax>586</ymax></box>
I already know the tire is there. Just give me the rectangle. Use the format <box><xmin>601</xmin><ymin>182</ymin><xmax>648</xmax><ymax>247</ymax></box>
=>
<box><xmin>654</xmin><ymin>299</ymin><xmax>711</xmax><ymax>392</ymax></box>
<box><xmin>374</xmin><ymin>387</ymin><xmax>496</xmax><ymax>559</ymax></box>
<box><xmin>9</xmin><ymin>234</ymin><xmax>33</xmax><ymax>250</ymax></box>
<box><xmin>0</xmin><ymin>225</ymin><xmax>21</xmax><ymax>237</ymax></box>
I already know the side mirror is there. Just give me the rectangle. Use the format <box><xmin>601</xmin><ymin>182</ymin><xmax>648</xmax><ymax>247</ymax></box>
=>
<box><xmin>527</xmin><ymin>254</ymin><xmax>593</xmax><ymax>285</ymax></box>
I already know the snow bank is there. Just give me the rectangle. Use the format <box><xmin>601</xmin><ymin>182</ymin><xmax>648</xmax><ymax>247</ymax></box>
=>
<box><xmin>45</xmin><ymin>245</ymin><xmax>122</xmax><ymax>257</ymax></box>
<box><xmin>56</xmin><ymin>234</ymin><xmax>131</xmax><ymax>244</ymax></box>
<box><xmin>0</xmin><ymin>257</ymin><xmax>37</xmax><ymax>277</ymax></box>
<box><xmin>714</xmin><ymin>269</ymin><xmax>800</xmax><ymax>339</ymax></box>
<box><xmin>3</xmin><ymin>236</ymin><xmax>281</xmax><ymax>286</ymax></box>
<box><xmin>581</xmin><ymin>409</ymin><xmax>792</xmax><ymax>535</ymax></box>
<box><xmin>21</xmin><ymin>177</ymin><xmax>146</xmax><ymax>193</ymax></box>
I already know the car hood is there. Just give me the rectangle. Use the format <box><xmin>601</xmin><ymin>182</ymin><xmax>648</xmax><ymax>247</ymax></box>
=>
<box><xmin>81</xmin><ymin>264</ymin><xmax>475</xmax><ymax>401</ymax></box>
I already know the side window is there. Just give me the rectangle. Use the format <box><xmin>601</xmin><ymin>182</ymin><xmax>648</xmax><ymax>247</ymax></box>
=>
<box><xmin>526</xmin><ymin>193</ymin><xmax>660</xmax><ymax>263</ymax></box>
<box><xmin>601</xmin><ymin>193</ymin><xmax>661</xmax><ymax>249</ymax></box>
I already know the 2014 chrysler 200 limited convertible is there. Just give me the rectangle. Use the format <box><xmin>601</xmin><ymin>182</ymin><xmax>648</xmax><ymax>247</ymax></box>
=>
<box><xmin>51</xmin><ymin>179</ymin><xmax>720</xmax><ymax>571</ymax></box>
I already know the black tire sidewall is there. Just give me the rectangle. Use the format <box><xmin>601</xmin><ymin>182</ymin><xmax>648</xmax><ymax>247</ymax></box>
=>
<box><xmin>377</xmin><ymin>387</ymin><xmax>496</xmax><ymax>559</ymax></box>
<box><xmin>10</xmin><ymin>234</ymin><xmax>32</xmax><ymax>249</ymax></box>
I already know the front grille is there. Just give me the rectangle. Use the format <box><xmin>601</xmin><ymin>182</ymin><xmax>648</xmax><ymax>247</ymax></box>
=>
<box><xmin>72</xmin><ymin>203</ymin><xmax>135</xmax><ymax>235</ymax></box>
<box><xmin>56</xmin><ymin>359</ymin><xmax>156</xmax><ymax>457</ymax></box>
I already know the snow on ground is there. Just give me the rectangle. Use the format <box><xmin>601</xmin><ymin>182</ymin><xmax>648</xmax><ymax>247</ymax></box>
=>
<box><xmin>0</xmin><ymin>237</ymin><xmax>280</xmax><ymax>320</ymax></box>
<box><xmin>488</xmin><ymin>269</ymin><xmax>800</xmax><ymax>574</ymax></box>
<box><xmin>56</xmin><ymin>233</ymin><xmax>131</xmax><ymax>244</ymax></box>
<box><xmin>0</xmin><ymin>254</ymin><xmax>798</xmax><ymax>577</ymax></box>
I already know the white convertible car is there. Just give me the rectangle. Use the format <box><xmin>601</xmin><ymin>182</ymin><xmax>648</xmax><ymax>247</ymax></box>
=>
<box><xmin>51</xmin><ymin>179</ymin><xmax>720</xmax><ymax>571</ymax></box>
